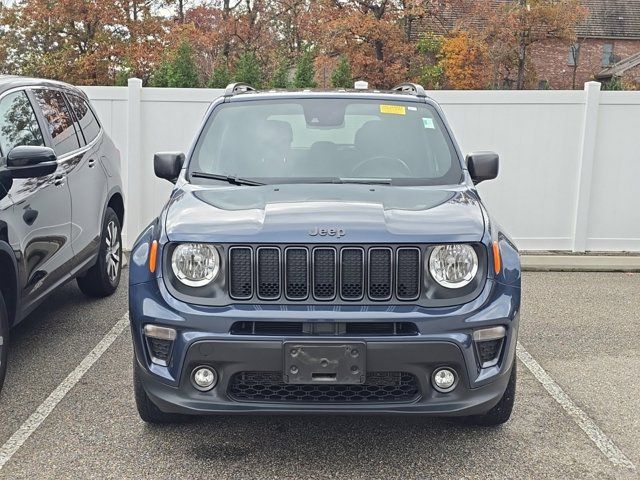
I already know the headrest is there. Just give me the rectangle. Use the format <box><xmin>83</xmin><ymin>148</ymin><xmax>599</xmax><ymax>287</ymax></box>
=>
<box><xmin>259</xmin><ymin>120</ymin><xmax>293</xmax><ymax>147</ymax></box>
<box><xmin>354</xmin><ymin>121</ymin><xmax>386</xmax><ymax>149</ymax></box>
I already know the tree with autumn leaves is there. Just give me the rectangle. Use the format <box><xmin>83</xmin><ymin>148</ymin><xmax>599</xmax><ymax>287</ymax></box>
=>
<box><xmin>0</xmin><ymin>0</ymin><xmax>588</xmax><ymax>89</ymax></box>
<box><xmin>0</xmin><ymin>0</ymin><xmax>166</xmax><ymax>85</ymax></box>
<box><xmin>458</xmin><ymin>0</ymin><xmax>588</xmax><ymax>89</ymax></box>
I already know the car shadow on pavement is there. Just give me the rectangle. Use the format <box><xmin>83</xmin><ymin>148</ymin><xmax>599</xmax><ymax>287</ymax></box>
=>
<box><xmin>148</xmin><ymin>415</ymin><xmax>502</xmax><ymax>474</ymax></box>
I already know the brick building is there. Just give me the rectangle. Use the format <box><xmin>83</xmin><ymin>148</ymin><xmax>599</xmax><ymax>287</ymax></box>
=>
<box><xmin>531</xmin><ymin>0</ymin><xmax>640</xmax><ymax>89</ymax></box>
<box><xmin>413</xmin><ymin>0</ymin><xmax>640</xmax><ymax>89</ymax></box>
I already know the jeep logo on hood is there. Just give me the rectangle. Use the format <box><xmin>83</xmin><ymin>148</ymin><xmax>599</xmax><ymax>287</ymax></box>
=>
<box><xmin>308</xmin><ymin>227</ymin><xmax>346</xmax><ymax>238</ymax></box>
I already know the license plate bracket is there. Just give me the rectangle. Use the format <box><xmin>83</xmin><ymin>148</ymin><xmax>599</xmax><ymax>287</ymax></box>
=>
<box><xmin>283</xmin><ymin>342</ymin><xmax>366</xmax><ymax>385</ymax></box>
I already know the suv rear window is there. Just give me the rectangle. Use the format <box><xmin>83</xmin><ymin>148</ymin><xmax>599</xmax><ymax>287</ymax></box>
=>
<box><xmin>33</xmin><ymin>89</ymin><xmax>80</xmax><ymax>156</ymax></box>
<box><xmin>67</xmin><ymin>93</ymin><xmax>101</xmax><ymax>144</ymax></box>
<box><xmin>190</xmin><ymin>98</ymin><xmax>461</xmax><ymax>185</ymax></box>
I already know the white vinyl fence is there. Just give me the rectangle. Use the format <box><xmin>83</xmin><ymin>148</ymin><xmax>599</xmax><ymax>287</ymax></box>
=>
<box><xmin>81</xmin><ymin>80</ymin><xmax>640</xmax><ymax>252</ymax></box>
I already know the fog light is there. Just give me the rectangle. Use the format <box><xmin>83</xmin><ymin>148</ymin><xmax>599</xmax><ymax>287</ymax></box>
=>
<box><xmin>191</xmin><ymin>366</ymin><xmax>217</xmax><ymax>392</ymax></box>
<box><xmin>432</xmin><ymin>367</ymin><xmax>457</xmax><ymax>393</ymax></box>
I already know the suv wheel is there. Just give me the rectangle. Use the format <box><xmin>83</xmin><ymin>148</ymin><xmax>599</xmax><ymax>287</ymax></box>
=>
<box><xmin>464</xmin><ymin>361</ymin><xmax>516</xmax><ymax>427</ymax></box>
<box><xmin>0</xmin><ymin>291</ymin><xmax>9</xmax><ymax>394</ymax></box>
<box><xmin>77</xmin><ymin>207</ymin><xmax>122</xmax><ymax>297</ymax></box>
<box><xmin>133</xmin><ymin>361</ymin><xmax>189</xmax><ymax>424</ymax></box>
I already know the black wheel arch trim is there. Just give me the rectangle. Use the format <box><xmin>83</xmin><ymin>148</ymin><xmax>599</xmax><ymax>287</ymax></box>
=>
<box><xmin>0</xmin><ymin>240</ymin><xmax>21</xmax><ymax>326</ymax></box>
<box><xmin>104</xmin><ymin>186</ymin><xmax>125</xmax><ymax>226</ymax></box>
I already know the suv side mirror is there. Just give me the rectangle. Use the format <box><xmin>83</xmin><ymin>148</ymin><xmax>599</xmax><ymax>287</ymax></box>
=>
<box><xmin>467</xmin><ymin>152</ymin><xmax>499</xmax><ymax>184</ymax></box>
<box><xmin>154</xmin><ymin>152</ymin><xmax>185</xmax><ymax>183</ymax></box>
<box><xmin>6</xmin><ymin>146</ymin><xmax>58</xmax><ymax>179</ymax></box>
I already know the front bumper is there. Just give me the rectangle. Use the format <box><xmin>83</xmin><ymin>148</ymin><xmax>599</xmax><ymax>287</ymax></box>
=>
<box><xmin>130</xmin><ymin>277</ymin><xmax>520</xmax><ymax>416</ymax></box>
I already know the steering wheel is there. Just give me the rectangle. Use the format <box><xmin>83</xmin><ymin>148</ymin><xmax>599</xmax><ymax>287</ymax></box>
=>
<box><xmin>350</xmin><ymin>156</ymin><xmax>412</xmax><ymax>178</ymax></box>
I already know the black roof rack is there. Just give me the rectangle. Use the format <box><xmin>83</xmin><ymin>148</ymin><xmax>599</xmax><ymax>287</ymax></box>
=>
<box><xmin>223</xmin><ymin>82</ymin><xmax>257</xmax><ymax>97</ymax></box>
<box><xmin>391</xmin><ymin>83</ymin><xmax>427</xmax><ymax>98</ymax></box>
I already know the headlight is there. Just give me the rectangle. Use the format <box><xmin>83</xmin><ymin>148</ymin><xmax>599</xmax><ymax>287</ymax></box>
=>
<box><xmin>428</xmin><ymin>244</ymin><xmax>478</xmax><ymax>289</ymax></box>
<box><xmin>171</xmin><ymin>243</ymin><xmax>220</xmax><ymax>287</ymax></box>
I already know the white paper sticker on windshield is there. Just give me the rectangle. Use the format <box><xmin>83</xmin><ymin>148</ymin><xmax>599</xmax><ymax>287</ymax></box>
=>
<box><xmin>422</xmin><ymin>117</ymin><xmax>435</xmax><ymax>129</ymax></box>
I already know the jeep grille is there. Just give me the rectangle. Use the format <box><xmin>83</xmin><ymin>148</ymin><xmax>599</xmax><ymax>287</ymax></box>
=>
<box><xmin>228</xmin><ymin>245</ymin><xmax>421</xmax><ymax>302</ymax></box>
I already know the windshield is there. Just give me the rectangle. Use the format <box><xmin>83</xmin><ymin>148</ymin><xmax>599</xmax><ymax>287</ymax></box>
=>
<box><xmin>189</xmin><ymin>98</ymin><xmax>462</xmax><ymax>185</ymax></box>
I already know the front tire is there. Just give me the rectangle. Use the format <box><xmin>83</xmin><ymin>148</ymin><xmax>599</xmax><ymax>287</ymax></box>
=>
<box><xmin>77</xmin><ymin>207</ymin><xmax>122</xmax><ymax>298</ymax></box>
<box><xmin>0</xmin><ymin>291</ymin><xmax>9</xmax><ymax>394</ymax></box>
<box><xmin>464</xmin><ymin>361</ymin><xmax>516</xmax><ymax>427</ymax></box>
<box><xmin>133</xmin><ymin>361</ymin><xmax>189</xmax><ymax>424</ymax></box>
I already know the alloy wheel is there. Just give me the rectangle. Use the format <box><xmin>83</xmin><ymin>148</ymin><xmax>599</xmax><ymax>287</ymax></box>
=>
<box><xmin>105</xmin><ymin>220</ymin><xmax>121</xmax><ymax>283</ymax></box>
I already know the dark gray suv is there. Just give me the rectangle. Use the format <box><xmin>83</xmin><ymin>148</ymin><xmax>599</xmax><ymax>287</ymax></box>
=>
<box><xmin>0</xmin><ymin>76</ymin><xmax>124</xmax><ymax>392</ymax></box>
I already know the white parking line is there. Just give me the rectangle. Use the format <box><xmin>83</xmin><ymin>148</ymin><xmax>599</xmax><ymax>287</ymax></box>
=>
<box><xmin>516</xmin><ymin>342</ymin><xmax>636</xmax><ymax>471</ymax></box>
<box><xmin>0</xmin><ymin>313</ymin><xmax>129</xmax><ymax>471</ymax></box>
<box><xmin>0</xmin><ymin>316</ymin><xmax>634</xmax><ymax>473</ymax></box>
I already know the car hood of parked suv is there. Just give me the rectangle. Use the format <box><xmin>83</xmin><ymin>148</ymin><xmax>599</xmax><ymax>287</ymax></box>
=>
<box><xmin>164</xmin><ymin>183</ymin><xmax>486</xmax><ymax>244</ymax></box>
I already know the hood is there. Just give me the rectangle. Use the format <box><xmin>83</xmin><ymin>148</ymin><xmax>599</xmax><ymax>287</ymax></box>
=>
<box><xmin>164</xmin><ymin>183</ymin><xmax>485</xmax><ymax>244</ymax></box>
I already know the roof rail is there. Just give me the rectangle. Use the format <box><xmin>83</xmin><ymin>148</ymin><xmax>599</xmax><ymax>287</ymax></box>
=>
<box><xmin>392</xmin><ymin>83</ymin><xmax>427</xmax><ymax>98</ymax></box>
<box><xmin>223</xmin><ymin>82</ymin><xmax>257</xmax><ymax>97</ymax></box>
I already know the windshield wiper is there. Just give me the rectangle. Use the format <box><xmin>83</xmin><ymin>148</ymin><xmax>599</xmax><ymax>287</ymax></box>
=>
<box><xmin>337</xmin><ymin>177</ymin><xmax>393</xmax><ymax>185</ymax></box>
<box><xmin>191</xmin><ymin>172</ymin><xmax>264</xmax><ymax>186</ymax></box>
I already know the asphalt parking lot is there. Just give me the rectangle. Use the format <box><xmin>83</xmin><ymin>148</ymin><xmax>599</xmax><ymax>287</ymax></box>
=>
<box><xmin>0</xmin><ymin>271</ymin><xmax>638</xmax><ymax>479</ymax></box>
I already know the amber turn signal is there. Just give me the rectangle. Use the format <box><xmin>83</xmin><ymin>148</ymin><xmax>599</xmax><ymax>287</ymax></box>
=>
<box><xmin>492</xmin><ymin>240</ymin><xmax>501</xmax><ymax>275</ymax></box>
<box><xmin>149</xmin><ymin>240</ymin><xmax>158</xmax><ymax>273</ymax></box>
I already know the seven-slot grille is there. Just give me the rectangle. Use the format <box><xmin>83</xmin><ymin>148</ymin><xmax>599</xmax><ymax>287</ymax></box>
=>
<box><xmin>228</xmin><ymin>246</ymin><xmax>421</xmax><ymax>302</ymax></box>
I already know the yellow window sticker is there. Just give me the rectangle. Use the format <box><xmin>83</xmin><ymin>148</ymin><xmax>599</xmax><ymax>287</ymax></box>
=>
<box><xmin>380</xmin><ymin>104</ymin><xmax>406</xmax><ymax>115</ymax></box>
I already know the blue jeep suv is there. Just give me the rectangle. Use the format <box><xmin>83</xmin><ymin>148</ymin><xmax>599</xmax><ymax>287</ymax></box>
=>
<box><xmin>129</xmin><ymin>83</ymin><xmax>521</xmax><ymax>425</ymax></box>
<box><xmin>0</xmin><ymin>76</ymin><xmax>124</xmax><ymax>393</ymax></box>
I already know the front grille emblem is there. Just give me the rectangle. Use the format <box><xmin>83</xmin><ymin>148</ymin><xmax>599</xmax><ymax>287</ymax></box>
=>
<box><xmin>308</xmin><ymin>227</ymin><xmax>346</xmax><ymax>238</ymax></box>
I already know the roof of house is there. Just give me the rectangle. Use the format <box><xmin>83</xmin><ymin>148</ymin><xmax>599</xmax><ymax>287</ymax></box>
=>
<box><xmin>579</xmin><ymin>0</ymin><xmax>640</xmax><ymax>39</ymax></box>
<box><xmin>596</xmin><ymin>51</ymin><xmax>640</xmax><ymax>79</ymax></box>
<box><xmin>412</xmin><ymin>0</ymin><xmax>640</xmax><ymax>40</ymax></box>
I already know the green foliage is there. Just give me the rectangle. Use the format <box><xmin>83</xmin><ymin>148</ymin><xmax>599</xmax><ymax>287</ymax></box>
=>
<box><xmin>415</xmin><ymin>33</ymin><xmax>445</xmax><ymax>90</ymax></box>
<box><xmin>167</xmin><ymin>41</ymin><xmax>200</xmax><ymax>87</ymax></box>
<box><xmin>150</xmin><ymin>59</ymin><xmax>171</xmax><ymax>87</ymax></box>
<box><xmin>418</xmin><ymin>64</ymin><xmax>444</xmax><ymax>90</ymax></box>
<box><xmin>294</xmin><ymin>51</ymin><xmax>316</xmax><ymax>88</ymax></box>
<box><xmin>151</xmin><ymin>40</ymin><xmax>199</xmax><ymax>88</ymax></box>
<box><xmin>417</xmin><ymin>33</ymin><xmax>443</xmax><ymax>57</ymax></box>
<box><xmin>114</xmin><ymin>60</ymin><xmax>133</xmax><ymax>86</ymax></box>
<box><xmin>270</xmin><ymin>59</ymin><xmax>291</xmax><ymax>88</ymax></box>
<box><xmin>331</xmin><ymin>55</ymin><xmax>352</xmax><ymax>88</ymax></box>
<box><xmin>602</xmin><ymin>76</ymin><xmax>623</xmax><ymax>91</ymax></box>
<box><xmin>234</xmin><ymin>51</ymin><xmax>262</xmax><ymax>87</ymax></box>
<box><xmin>208</xmin><ymin>63</ymin><xmax>232</xmax><ymax>88</ymax></box>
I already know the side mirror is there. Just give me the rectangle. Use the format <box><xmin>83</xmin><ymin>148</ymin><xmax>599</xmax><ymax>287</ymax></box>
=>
<box><xmin>6</xmin><ymin>146</ymin><xmax>58</xmax><ymax>179</ymax></box>
<box><xmin>154</xmin><ymin>152</ymin><xmax>185</xmax><ymax>183</ymax></box>
<box><xmin>466</xmin><ymin>152</ymin><xmax>499</xmax><ymax>184</ymax></box>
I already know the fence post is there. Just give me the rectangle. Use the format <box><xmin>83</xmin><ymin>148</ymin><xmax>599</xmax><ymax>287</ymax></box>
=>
<box><xmin>125</xmin><ymin>78</ymin><xmax>143</xmax><ymax>249</ymax></box>
<box><xmin>572</xmin><ymin>81</ymin><xmax>601</xmax><ymax>252</ymax></box>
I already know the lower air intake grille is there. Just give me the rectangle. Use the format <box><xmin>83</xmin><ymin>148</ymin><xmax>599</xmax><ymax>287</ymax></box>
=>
<box><xmin>228</xmin><ymin>371</ymin><xmax>420</xmax><ymax>403</ymax></box>
<box><xmin>229</xmin><ymin>321</ymin><xmax>418</xmax><ymax>336</ymax></box>
<box><xmin>147</xmin><ymin>338</ymin><xmax>172</xmax><ymax>363</ymax></box>
<box><xmin>477</xmin><ymin>338</ymin><xmax>504</xmax><ymax>366</ymax></box>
